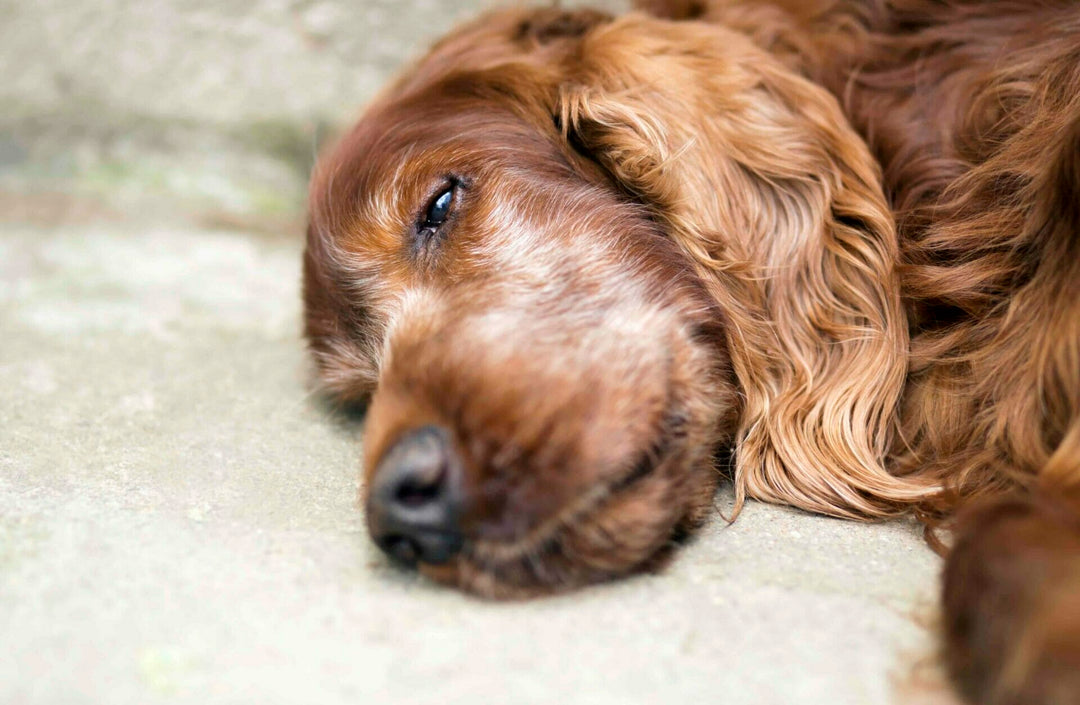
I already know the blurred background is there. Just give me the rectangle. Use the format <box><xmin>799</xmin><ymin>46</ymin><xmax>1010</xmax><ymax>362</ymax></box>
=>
<box><xmin>1</xmin><ymin>2</ymin><xmax>949</xmax><ymax>704</ymax></box>
<box><xmin>3</xmin><ymin>0</ymin><xmax>632</xmax><ymax>233</ymax></box>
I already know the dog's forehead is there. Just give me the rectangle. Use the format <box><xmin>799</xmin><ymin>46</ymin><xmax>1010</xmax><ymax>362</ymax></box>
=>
<box><xmin>309</xmin><ymin>74</ymin><xmax>570</xmax><ymax>244</ymax></box>
<box><xmin>369</xmin><ymin>95</ymin><xmax>534</xmax><ymax>170</ymax></box>
<box><xmin>389</xmin><ymin>5</ymin><xmax>608</xmax><ymax>98</ymax></box>
<box><xmin>345</xmin><ymin>80</ymin><xmax>547</xmax><ymax>175</ymax></box>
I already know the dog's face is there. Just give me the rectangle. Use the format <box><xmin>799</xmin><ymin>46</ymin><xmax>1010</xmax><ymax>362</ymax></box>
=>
<box><xmin>305</xmin><ymin>7</ymin><xmax>917</xmax><ymax>596</ymax></box>
<box><xmin>304</xmin><ymin>9</ymin><xmax>737</xmax><ymax>596</ymax></box>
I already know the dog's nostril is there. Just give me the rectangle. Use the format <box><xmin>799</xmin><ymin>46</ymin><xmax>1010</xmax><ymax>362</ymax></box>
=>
<box><xmin>367</xmin><ymin>425</ymin><xmax>464</xmax><ymax>565</ymax></box>
<box><xmin>394</xmin><ymin>461</ymin><xmax>446</xmax><ymax>507</ymax></box>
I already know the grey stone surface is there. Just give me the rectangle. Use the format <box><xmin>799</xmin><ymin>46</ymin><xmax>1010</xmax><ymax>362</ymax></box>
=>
<box><xmin>0</xmin><ymin>217</ymin><xmax>949</xmax><ymax>705</ymax></box>
<box><xmin>1</xmin><ymin>1</ymin><xmax>952</xmax><ymax>704</ymax></box>
<box><xmin>1</xmin><ymin>0</ymin><xmax>628</xmax><ymax>127</ymax></box>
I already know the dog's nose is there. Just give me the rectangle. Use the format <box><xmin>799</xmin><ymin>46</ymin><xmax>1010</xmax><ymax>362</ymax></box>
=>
<box><xmin>367</xmin><ymin>425</ymin><xmax>464</xmax><ymax>565</ymax></box>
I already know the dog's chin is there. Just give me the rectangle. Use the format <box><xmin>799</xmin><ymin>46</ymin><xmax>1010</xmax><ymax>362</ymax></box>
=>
<box><xmin>416</xmin><ymin>445</ymin><xmax>716</xmax><ymax>599</ymax></box>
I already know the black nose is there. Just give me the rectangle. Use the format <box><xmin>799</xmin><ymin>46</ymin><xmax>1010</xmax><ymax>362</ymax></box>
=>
<box><xmin>367</xmin><ymin>425</ymin><xmax>464</xmax><ymax>565</ymax></box>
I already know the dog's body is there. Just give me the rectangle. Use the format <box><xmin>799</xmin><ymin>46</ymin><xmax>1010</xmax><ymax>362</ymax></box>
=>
<box><xmin>304</xmin><ymin>2</ymin><xmax>1080</xmax><ymax>702</ymax></box>
<box><xmin>673</xmin><ymin>4</ymin><xmax>1080</xmax><ymax>701</ymax></box>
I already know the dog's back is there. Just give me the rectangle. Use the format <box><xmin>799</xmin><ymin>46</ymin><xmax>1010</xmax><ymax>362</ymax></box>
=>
<box><xmin>845</xmin><ymin>6</ymin><xmax>1080</xmax><ymax>703</ymax></box>
<box><xmin>793</xmin><ymin>2</ymin><xmax>1080</xmax><ymax>702</ymax></box>
<box><xmin>644</xmin><ymin>1</ymin><xmax>1080</xmax><ymax>701</ymax></box>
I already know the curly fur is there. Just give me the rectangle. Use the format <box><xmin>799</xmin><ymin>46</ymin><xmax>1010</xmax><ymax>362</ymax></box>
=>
<box><xmin>640</xmin><ymin>2</ymin><xmax>1080</xmax><ymax>702</ymax></box>
<box><xmin>304</xmin><ymin>2</ymin><xmax>1080</xmax><ymax>702</ymax></box>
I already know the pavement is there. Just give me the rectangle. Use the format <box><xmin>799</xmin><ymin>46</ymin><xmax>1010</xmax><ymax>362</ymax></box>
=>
<box><xmin>0</xmin><ymin>1</ymin><xmax>951</xmax><ymax>704</ymax></box>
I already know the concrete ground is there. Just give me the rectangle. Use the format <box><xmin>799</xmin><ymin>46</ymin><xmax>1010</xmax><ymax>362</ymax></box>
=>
<box><xmin>1</xmin><ymin>1</ymin><xmax>951</xmax><ymax>703</ymax></box>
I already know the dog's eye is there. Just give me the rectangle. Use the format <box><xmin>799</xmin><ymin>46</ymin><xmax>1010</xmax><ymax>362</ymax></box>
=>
<box><xmin>422</xmin><ymin>184</ymin><xmax>454</xmax><ymax>230</ymax></box>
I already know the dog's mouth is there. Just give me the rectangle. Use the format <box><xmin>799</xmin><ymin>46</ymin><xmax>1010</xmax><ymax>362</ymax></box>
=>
<box><xmin>418</xmin><ymin>416</ymin><xmax>691</xmax><ymax>598</ymax></box>
<box><xmin>360</xmin><ymin>288</ymin><xmax>733</xmax><ymax>597</ymax></box>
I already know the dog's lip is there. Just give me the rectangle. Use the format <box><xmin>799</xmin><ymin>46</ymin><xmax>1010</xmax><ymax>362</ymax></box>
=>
<box><xmin>457</xmin><ymin>418</ymin><xmax>675</xmax><ymax>567</ymax></box>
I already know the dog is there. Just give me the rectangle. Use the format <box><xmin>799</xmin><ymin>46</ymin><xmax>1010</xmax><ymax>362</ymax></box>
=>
<box><xmin>303</xmin><ymin>2</ymin><xmax>1080</xmax><ymax>702</ymax></box>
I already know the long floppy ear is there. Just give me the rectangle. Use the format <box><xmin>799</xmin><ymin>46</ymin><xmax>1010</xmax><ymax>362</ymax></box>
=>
<box><xmin>560</xmin><ymin>15</ymin><xmax>937</xmax><ymax>518</ymax></box>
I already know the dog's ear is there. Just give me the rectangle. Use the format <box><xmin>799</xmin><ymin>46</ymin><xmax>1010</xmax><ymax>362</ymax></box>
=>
<box><xmin>559</xmin><ymin>17</ymin><xmax>935</xmax><ymax>517</ymax></box>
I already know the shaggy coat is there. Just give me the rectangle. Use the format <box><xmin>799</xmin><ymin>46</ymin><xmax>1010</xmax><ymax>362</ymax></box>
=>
<box><xmin>304</xmin><ymin>2</ymin><xmax>1080</xmax><ymax>703</ymax></box>
<box><xmin>642</xmin><ymin>2</ymin><xmax>1080</xmax><ymax>702</ymax></box>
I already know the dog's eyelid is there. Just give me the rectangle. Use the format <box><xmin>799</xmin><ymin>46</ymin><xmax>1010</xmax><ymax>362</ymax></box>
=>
<box><xmin>421</xmin><ymin>183</ymin><xmax>454</xmax><ymax>228</ymax></box>
<box><xmin>412</xmin><ymin>175</ymin><xmax>471</xmax><ymax>256</ymax></box>
<box><xmin>417</xmin><ymin>175</ymin><xmax>467</xmax><ymax>228</ymax></box>
<box><xmin>412</xmin><ymin>172</ymin><xmax>473</xmax><ymax>245</ymax></box>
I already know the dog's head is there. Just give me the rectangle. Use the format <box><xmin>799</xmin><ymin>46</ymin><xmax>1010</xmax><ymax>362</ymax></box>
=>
<box><xmin>305</xmin><ymin>8</ymin><xmax>916</xmax><ymax>597</ymax></box>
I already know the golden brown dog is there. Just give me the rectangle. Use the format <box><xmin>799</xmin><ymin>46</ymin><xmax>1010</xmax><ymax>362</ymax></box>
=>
<box><xmin>304</xmin><ymin>2</ymin><xmax>1080</xmax><ymax>702</ymax></box>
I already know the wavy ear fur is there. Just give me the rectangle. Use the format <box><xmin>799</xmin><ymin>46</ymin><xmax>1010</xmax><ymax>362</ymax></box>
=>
<box><xmin>560</xmin><ymin>14</ymin><xmax>937</xmax><ymax>518</ymax></box>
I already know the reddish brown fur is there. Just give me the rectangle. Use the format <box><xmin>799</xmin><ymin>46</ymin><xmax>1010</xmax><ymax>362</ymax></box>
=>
<box><xmin>304</xmin><ymin>2</ymin><xmax>1080</xmax><ymax>702</ymax></box>
<box><xmin>660</xmin><ymin>2</ymin><xmax>1080</xmax><ymax>702</ymax></box>
<box><xmin>305</xmin><ymin>11</ymin><xmax>742</xmax><ymax>595</ymax></box>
